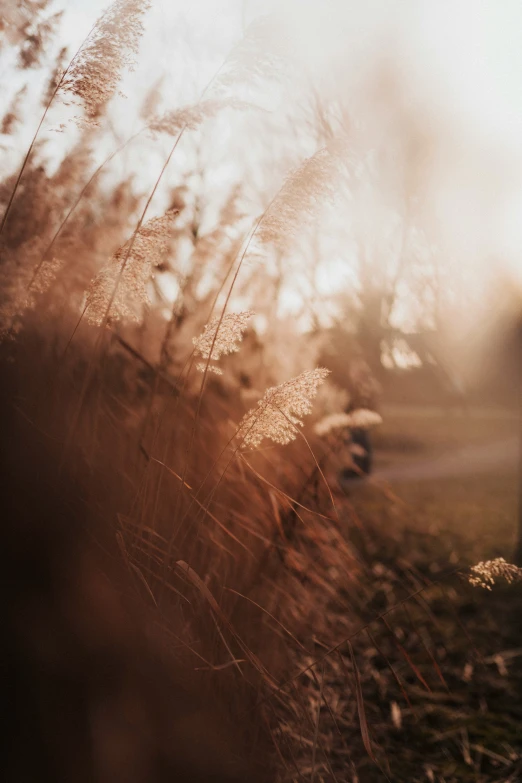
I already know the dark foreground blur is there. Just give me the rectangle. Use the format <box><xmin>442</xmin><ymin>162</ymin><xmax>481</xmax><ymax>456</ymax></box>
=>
<box><xmin>0</xmin><ymin>350</ymin><xmax>272</xmax><ymax>783</ymax></box>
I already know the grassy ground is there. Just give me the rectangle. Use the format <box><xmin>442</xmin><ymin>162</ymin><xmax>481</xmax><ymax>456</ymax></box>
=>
<box><xmin>278</xmin><ymin>407</ymin><xmax>522</xmax><ymax>782</ymax></box>
<box><xmin>368</xmin><ymin>407</ymin><xmax>519</xmax><ymax>562</ymax></box>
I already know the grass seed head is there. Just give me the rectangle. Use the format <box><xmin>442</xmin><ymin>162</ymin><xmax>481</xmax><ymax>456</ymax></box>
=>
<box><xmin>85</xmin><ymin>209</ymin><xmax>177</xmax><ymax>326</ymax></box>
<box><xmin>468</xmin><ymin>557</ymin><xmax>522</xmax><ymax>590</ymax></box>
<box><xmin>193</xmin><ymin>310</ymin><xmax>254</xmax><ymax>374</ymax></box>
<box><xmin>60</xmin><ymin>0</ymin><xmax>151</xmax><ymax>125</ymax></box>
<box><xmin>237</xmin><ymin>367</ymin><xmax>330</xmax><ymax>448</ymax></box>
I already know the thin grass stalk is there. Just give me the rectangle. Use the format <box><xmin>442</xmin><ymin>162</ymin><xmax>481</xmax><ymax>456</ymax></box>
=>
<box><xmin>137</xmin><ymin>297</ymin><xmax>184</xmax><ymax>452</ymax></box>
<box><xmin>0</xmin><ymin>11</ymin><xmax>107</xmax><ymax>236</ymax></box>
<box><xmin>243</xmin><ymin>397</ymin><xmax>340</xmax><ymax>523</ymax></box>
<box><xmin>134</xmin><ymin>250</ymin><xmax>241</xmax><ymax>533</ymax></box>
<box><xmin>141</xmin><ymin>216</ymin><xmax>246</xmax><ymax>477</ymax></box>
<box><xmin>292</xmin><ymin>425</ymin><xmax>339</xmax><ymax>523</ymax></box>
<box><xmin>175</xmin><ymin>559</ymin><xmax>278</xmax><ymax>688</ymax></box>
<box><xmin>60</xmin><ymin>302</ymin><xmax>88</xmax><ymax>359</ymax></box>
<box><xmin>126</xmin><ymin>348</ymin><xmax>197</xmax><ymax>549</ymax></box>
<box><xmin>137</xmin><ymin>355</ymin><xmax>196</xmax><ymax>484</ymax></box>
<box><xmin>26</xmin><ymin>129</ymin><xmax>145</xmax><ymax>291</ymax></box>
<box><xmin>248</xmin><ymin>570</ymin><xmax>462</xmax><ymax>717</ymax></box>
<box><xmin>60</xmin><ymin>129</ymin><xmax>185</xmax><ymax>463</ymax></box>
<box><xmin>225</xmin><ymin>587</ymin><xmax>308</xmax><ymax>652</ymax></box>
<box><xmin>287</xmin><ymin>676</ymin><xmax>341</xmax><ymax>783</ymax></box>
<box><xmin>171</xmin><ymin>387</ymin><xmax>280</xmax><ymax>548</ymax></box>
<box><xmin>365</xmin><ymin>628</ymin><xmax>416</xmax><ymax>715</ymax></box>
<box><xmin>401</xmin><ymin>602</ymin><xmax>448</xmax><ymax>690</ymax></box>
<box><xmin>65</xmin><ymin>44</ymin><xmax>236</xmax><ymax>348</ymax></box>
<box><xmin>161</xmin><ymin>407</ymin><xmax>263</xmax><ymax>585</ymax></box>
<box><xmin>310</xmin><ymin>661</ymin><xmax>324</xmax><ymax>783</ymax></box>
<box><xmin>239</xmin><ymin>455</ymin><xmax>337</xmax><ymax>524</ymax></box>
<box><xmin>173</xmin><ymin>176</ymin><xmax>303</xmax><ymax>544</ymax></box>
<box><xmin>171</xmin><ymin>210</ymin><xmax>269</xmax><ymax>525</ymax></box>
<box><xmin>60</xmin><ymin>47</ymin><xmax>236</xmax><ymax>462</ymax></box>
<box><xmin>177</xmin><ymin>429</ymin><xmax>324</xmax><ymax>575</ymax></box>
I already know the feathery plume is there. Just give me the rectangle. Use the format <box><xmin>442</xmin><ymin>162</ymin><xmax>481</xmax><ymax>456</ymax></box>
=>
<box><xmin>1</xmin><ymin>0</ymin><xmax>61</xmax><ymax>68</ymax></box>
<box><xmin>148</xmin><ymin>98</ymin><xmax>254</xmax><ymax>136</ymax></box>
<box><xmin>85</xmin><ymin>209</ymin><xmax>177</xmax><ymax>326</ymax></box>
<box><xmin>237</xmin><ymin>368</ymin><xmax>329</xmax><ymax>449</ymax></box>
<box><xmin>1</xmin><ymin>85</ymin><xmax>27</xmax><ymax>135</ymax></box>
<box><xmin>193</xmin><ymin>310</ymin><xmax>253</xmax><ymax>374</ymax></box>
<box><xmin>139</xmin><ymin>76</ymin><xmax>164</xmax><ymax>121</ymax></box>
<box><xmin>468</xmin><ymin>558</ymin><xmax>522</xmax><ymax>591</ymax></box>
<box><xmin>211</xmin><ymin>15</ymin><xmax>290</xmax><ymax>98</ymax></box>
<box><xmin>255</xmin><ymin>145</ymin><xmax>343</xmax><ymax>254</ymax></box>
<box><xmin>59</xmin><ymin>0</ymin><xmax>151</xmax><ymax>124</ymax></box>
<box><xmin>43</xmin><ymin>45</ymin><xmax>68</xmax><ymax>107</ymax></box>
<box><xmin>0</xmin><ymin>1</ymin><xmax>151</xmax><ymax>239</ymax></box>
<box><xmin>314</xmin><ymin>409</ymin><xmax>382</xmax><ymax>437</ymax></box>
<box><xmin>0</xmin><ymin>248</ymin><xmax>62</xmax><ymax>339</ymax></box>
<box><xmin>196</xmin><ymin>363</ymin><xmax>223</xmax><ymax>375</ymax></box>
<box><xmin>19</xmin><ymin>9</ymin><xmax>62</xmax><ymax>69</ymax></box>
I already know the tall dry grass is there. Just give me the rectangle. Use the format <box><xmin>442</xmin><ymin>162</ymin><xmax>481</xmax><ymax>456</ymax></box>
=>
<box><xmin>0</xmin><ymin>4</ymin><xmax>369</xmax><ymax>780</ymax></box>
<box><xmin>4</xmin><ymin>4</ymin><xmax>515</xmax><ymax>781</ymax></box>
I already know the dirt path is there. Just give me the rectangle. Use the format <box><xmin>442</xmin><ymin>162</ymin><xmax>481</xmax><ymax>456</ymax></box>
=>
<box><xmin>373</xmin><ymin>435</ymin><xmax>518</xmax><ymax>484</ymax></box>
<box><xmin>382</xmin><ymin>404</ymin><xmax>518</xmax><ymax>421</ymax></box>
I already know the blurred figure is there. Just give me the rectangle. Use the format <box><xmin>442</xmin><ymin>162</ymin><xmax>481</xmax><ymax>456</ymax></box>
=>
<box><xmin>340</xmin><ymin>419</ymin><xmax>374</xmax><ymax>483</ymax></box>
<box><xmin>340</xmin><ymin>355</ymin><xmax>379</xmax><ymax>482</ymax></box>
<box><xmin>345</xmin><ymin>424</ymin><xmax>373</xmax><ymax>478</ymax></box>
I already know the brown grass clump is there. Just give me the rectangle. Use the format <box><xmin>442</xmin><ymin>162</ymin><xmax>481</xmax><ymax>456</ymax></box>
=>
<box><xmin>0</xmin><ymin>342</ymin><xmax>274</xmax><ymax>783</ymax></box>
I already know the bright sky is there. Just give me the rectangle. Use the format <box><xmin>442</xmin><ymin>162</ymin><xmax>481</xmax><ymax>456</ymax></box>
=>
<box><xmin>55</xmin><ymin>0</ymin><xmax>522</xmax><ymax>262</ymax></box>
<box><xmin>55</xmin><ymin>0</ymin><xmax>522</xmax><ymax>147</ymax></box>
